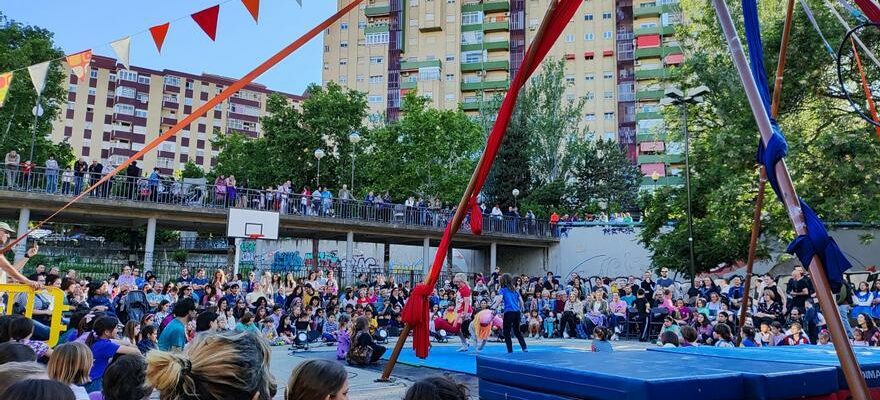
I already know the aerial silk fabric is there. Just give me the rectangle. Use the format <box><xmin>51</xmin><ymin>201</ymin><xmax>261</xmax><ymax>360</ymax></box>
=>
<box><xmin>853</xmin><ymin>0</ymin><xmax>880</xmax><ymax>22</ymax></box>
<box><xmin>742</xmin><ymin>0</ymin><xmax>852</xmax><ymax>292</ymax></box>
<box><xmin>400</xmin><ymin>0</ymin><xmax>583</xmax><ymax>359</ymax></box>
<box><xmin>851</xmin><ymin>38</ymin><xmax>880</xmax><ymax>139</ymax></box>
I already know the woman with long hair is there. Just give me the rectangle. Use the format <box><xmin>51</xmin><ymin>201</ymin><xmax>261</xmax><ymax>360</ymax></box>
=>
<box><xmin>350</xmin><ymin>316</ymin><xmax>386</xmax><ymax>364</ymax></box>
<box><xmin>498</xmin><ymin>273</ymin><xmax>527</xmax><ymax>353</ymax></box>
<box><xmin>285</xmin><ymin>359</ymin><xmax>348</xmax><ymax>400</ymax></box>
<box><xmin>47</xmin><ymin>341</ymin><xmax>93</xmax><ymax>400</ymax></box>
<box><xmin>856</xmin><ymin>313</ymin><xmax>878</xmax><ymax>345</ymax></box>
<box><xmin>146</xmin><ymin>331</ymin><xmax>277</xmax><ymax>400</ymax></box>
<box><xmin>84</xmin><ymin>316</ymin><xmax>140</xmax><ymax>393</ymax></box>
<box><xmin>87</xmin><ymin>281</ymin><xmax>114</xmax><ymax>316</ymax></box>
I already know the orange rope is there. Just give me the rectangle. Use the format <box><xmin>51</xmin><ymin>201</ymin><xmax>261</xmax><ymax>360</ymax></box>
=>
<box><xmin>0</xmin><ymin>0</ymin><xmax>365</xmax><ymax>255</ymax></box>
<box><xmin>851</xmin><ymin>37</ymin><xmax>880</xmax><ymax>140</ymax></box>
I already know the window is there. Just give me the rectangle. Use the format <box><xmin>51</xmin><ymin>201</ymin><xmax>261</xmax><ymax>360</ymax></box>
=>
<box><xmin>565</xmin><ymin>76</ymin><xmax>575</xmax><ymax>85</ymax></box>
<box><xmin>604</xmin><ymin>91</ymin><xmax>614</xmax><ymax>99</ymax></box>
<box><xmin>186</xmin><ymin>81</ymin><xmax>194</xmax><ymax>90</ymax></box>
<box><xmin>356</xmin><ymin>74</ymin><xmax>365</xmax><ymax>82</ymax></box>
<box><xmin>602</xmin><ymin>11</ymin><xmax>612</xmax><ymax>19</ymax></box>
<box><xmin>585</xmin><ymin>113</ymin><xmax>596</xmax><ymax>121</ymax></box>
<box><xmin>135</xmin><ymin>109</ymin><xmax>148</xmax><ymax>118</ymax></box>
<box><xmin>461</xmin><ymin>31</ymin><xmax>483</xmax><ymax>44</ymax></box>
<box><xmin>564</xmin><ymin>34</ymin><xmax>575</xmax><ymax>43</ymax></box>
<box><xmin>341</xmin><ymin>41</ymin><xmax>349</xmax><ymax>48</ymax></box>
<box><xmin>462</xmin><ymin>12</ymin><xmax>482</xmax><ymax>25</ymax></box>
<box><xmin>116</xmin><ymin>86</ymin><xmax>135</xmax><ymax>98</ymax></box>
<box><xmin>584</xmin><ymin>33</ymin><xmax>594</xmax><ymax>41</ymax></box>
<box><xmin>447</xmin><ymin>15</ymin><xmax>456</xmax><ymax>22</ymax></box>
<box><xmin>585</xmin><ymin>74</ymin><xmax>595</xmax><ymax>81</ymax></box>
<box><xmin>584</xmin><ymin>91</ymin><xmax>594</xmax><ymax>100</ymax></box>
<box><xmin>603</xmin><ymin>71</ymin><xmax>614</xmax><ymax>79</ymax></box>
<box><xmin>604</xmin><ymin>112</ymin><xmax>615</xmax><ymax>120</ymax></box>
<box><xmin>366</xmin><ymin>32</ymin><xmax>389</xmax><ymax>44</ymax></box>
<box><xmin>339</xmin><ymin>58</ymin><xmax>348</xmax><ymax>65</ymax></box>
<box><xmin>164</xmin><ymin>76</ymin><xmax>181</xmax><ymax>86</ymax></box>
<box><xmin>419</xmin><ymin>66</ymin><xmax>440</xmax><ymax>81</ymax></box>
<box><xmin>137</xmin><ymin>75</ymin><xmax>151</xmax><ymax>85</ymax></box>
<box><xmin>603</xmin><ymin>31</ymin><xmax>613</xmax><ymax>39</ymax></box>
<box><xmin>423</xmin><ymin>91</ymin><xmax>433</xmax><ymax>100</ymax></box>
<box><xmin>67</xmin><ymin>101</ymin><xmax>75</xmax><ymax>110</ymax></box>
<box><xmin>137</xmin><ymin>93</ymin><xmax>149</xmax><ymax>103</ymax></box>
<box><xmin>445</xmin><ymin>93</ymin><xmax>455</xmax><ymax>101</ymax></box>
<box><xmin>90</xmin><ymin>69</ymin><xmax>98</xmax><ymax>79</ymax></box>
<box><xmin>109</xmin><ymin>74</ymin><xmax>117</xmax><ymax>82</ymax></box>
<box><xmin>368</xmin><ymin>95</ymin><xmax>384</xmax><ymax>103</ymax></box>
<box><xmin>369</xmin><ymin>75</ymin><xmax>384</xmax><ymax>84</ymax></box>
<box><xmin>114</xmin><ymin>104</ymin><xmax>135</xmax><ymax>115</ymax></box>
<box><xmin>68</xmin><ymin>84</ymin><xmax>77</xmax><ymax>93</ymax></box>
<box><xmin>370</xmin><ymin>56</ymin><xmax>384</xmax><ymax>64</ymax></box>
<box><xmin>341</xmin><ymin>22</ymin><xmax>348</xmax><ymax>30</ymax></box>
<box><xmin>339</xmin><ymin>75</ymin><xmax>348</xmax><ymax>84</ymax></box>
<box><xmin>118</xmin><ymin>70</ymin><xmax>137</xmax><ymax>81</ymax></box>
<box><xmin>462</xmin><ymin>50</ymin><xmax>484</xmax><ymax>63</ymax></box>
<box><xmin>358</xmin><ymin>21</ymin><xmax>367</xmax><ymax>29</ymax></box>
<box><xmin>184</xmin><ymin>98</ymin><xmax>193</xmax><ymax>106</ymax></box>
<box><xmin>584</xmin><ymin>14</ymin><xmax>593</xmax><ymax>20</ymax></box>
<box><xmin>446</xmin><ymin>73</ymin><xmax>455</xmax><ymax>81</ymax></box>
<box><xmin>445</xmin><ymin>54</ymin><xmax>455</xmax><ymax>61</ymax></box>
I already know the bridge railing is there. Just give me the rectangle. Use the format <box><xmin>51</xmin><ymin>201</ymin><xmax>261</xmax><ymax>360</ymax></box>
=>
<box><xmin>1</xmin><ymin>165</ymin><xmax>557</xmax><ymax>238</ymax></box>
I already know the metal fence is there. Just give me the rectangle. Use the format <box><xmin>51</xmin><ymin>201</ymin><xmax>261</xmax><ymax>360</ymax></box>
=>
<box><xmin>1</xmin><ymin>165</ymin><xmax>556</xmax><ymax>237</ymax></box>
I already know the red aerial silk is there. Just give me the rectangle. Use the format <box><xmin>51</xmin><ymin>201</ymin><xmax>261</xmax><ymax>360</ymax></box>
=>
<box><xmin>854</xmin><ymin>0</ymin><xmax>880</xmax><ymax>22</ymax></box>
<box><xmin>401</xmin><ymin>0</ymin><xmax>583</xmax><ymax>359</ymax></box>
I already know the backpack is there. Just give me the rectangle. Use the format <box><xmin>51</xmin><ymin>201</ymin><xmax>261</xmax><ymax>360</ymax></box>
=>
<box><xmin>576</xmin><ymin>323</ymin><xmax>588</xmax><ymax>339</ymax></box>
<box><xmin>346</xmin><ymin>332</ymin><xmax>373</xmax><ymax>366</ymax></box>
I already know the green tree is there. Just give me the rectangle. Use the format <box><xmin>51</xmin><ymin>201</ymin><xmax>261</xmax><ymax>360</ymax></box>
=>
<box><xmin>181</xmin><ymin>161</ymin><xmax>205</xmax><ymax>179</ymax></box>
<box><xmin>485</xmin><ymin>103</ymin><xmax>531</xmax><ymax>209</ymax></box>
<box><xmin>361</xmin><ymin>92</ymin><xmax>483</xmax><ymax>203</ymax></box>
<box><xmin>569</xmin><ymin>139</ymin><xmax>641</xmax><ymax>212</ymax></box>
<box><xmin>0</xmin><ymin>13</ymin><xmax>73</xmax><ymax>166</ymax></box>
<box><xmin>639</xmin><ymin>0</ymin><xmax>880</xmax><ymax>277</ymax></box>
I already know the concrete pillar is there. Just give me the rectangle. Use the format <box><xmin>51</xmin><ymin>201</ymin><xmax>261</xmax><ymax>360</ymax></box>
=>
<box><xmin>14</xmin><ymin>208</ymin><xmax>29</xmax><ymax>261</ymax></box>
<box><xmin>232</xmin><ymin>238</ymin><xmax>242</xmax><ymax>277</ymax></box>
<box><xmin>144</xmin><ymin>217</ymin><xmax>156</xmax><ymax>272</ymax></box>
<box><xmin>490</xmin><ymin>242</ymin><xmax>497</xmax><ymax>272</ymax></box>
<box><xmin>384</xmin><ymin>241</ymin><xmax>391</xmax><ymax>274</ymax></box>
<box><xmin>422</xmin><ymin>238</ymin><xmax>430</xmax><ymax>272</ymax></box>
<box><xmin>346</xmin><ymin>232</ymin><xmax>354</xmax><ymax>281</ymax></box>
<box><xmin>446</xmin><ymin>245</ymin><xmax>453</xmax><ymax>271</ymax></box>
<box><xmin>312</xmin><ymin>239</ymin><xmax>320</xmax><ymax>271</ymax></box>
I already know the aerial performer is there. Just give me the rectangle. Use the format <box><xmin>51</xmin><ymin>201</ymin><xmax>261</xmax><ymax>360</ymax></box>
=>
<box><xmin>499</xmin><ymin>273</ymin><xmax>527</xmax><ymax>353</ymax></box>
<box><xmin>467</xmin><ymin>308</ymin><xmax>503</xmax><ymax>352</ymax></box>
<box><xmin>453</xmin><ymin>273</ymin><xmax>474</xmax><ymax>352</ymax></box>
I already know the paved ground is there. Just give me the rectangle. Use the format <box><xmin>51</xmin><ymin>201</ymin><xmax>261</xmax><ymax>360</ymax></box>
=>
<box><xmin>269</xmin><ymin>337</ymin><xmax>655</xmax><ymax>399</ymax></box>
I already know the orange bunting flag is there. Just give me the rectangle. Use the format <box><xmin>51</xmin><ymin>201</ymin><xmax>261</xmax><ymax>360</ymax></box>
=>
<box><xmin>149</xmin><ymin>23</ymin><xmax>170</xmax><ymax>53</ymax></box>
<box><xmin>192</xmin><ymin>5</ymin><xmax>220</xmax><ymax>41</ymax></box>
<box><xmin>0</xmin><ymin>72</ymin><xmax>12</xmax><ymax>108</ymax></box>
<box><xmin>66</xmin><ymin>50</ymin><xmax>93</xmax><ymax>82</ymax></box>
<box><xmin>242</xmin><ymin>0</ymin><xmax>260</xmax><ymax>22</ymax></box>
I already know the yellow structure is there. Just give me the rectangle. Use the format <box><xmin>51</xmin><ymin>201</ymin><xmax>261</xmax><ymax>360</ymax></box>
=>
<box><xmin>1</xmin><ymin>285</ymin><xmax>71</xmax><ymax>347</ymax></box>
<box><xmin>50</xmin><ymin>55</ymin><xmax>303</xmax><ymax>176</ymax></box>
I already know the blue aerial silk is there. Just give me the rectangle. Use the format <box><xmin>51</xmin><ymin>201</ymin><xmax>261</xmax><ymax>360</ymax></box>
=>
<box><xmin>742</xmin><ymin>0</ymin><xmax>852</xmax><ymax>292</ymax></box>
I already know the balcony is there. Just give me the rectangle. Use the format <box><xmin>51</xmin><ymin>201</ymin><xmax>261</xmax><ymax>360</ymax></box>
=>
<box><xmin>400</xmin><ymin>80</ymin><xmax>417</xmax><ymax>89</ymax></box>
<box><xmin>638</xmin><ymin>153</ymin><xmax>684</xmax><ymax>164</ymax></box>
<box><xmin>161</xmin><ymin>117</ymin><xmax>177</xmax><ymax>126</ymax></box>
<box><xmin>636</xmin><ymin>111</ymin><xmax>662</xmax><ymax>120</ymax></box>
<box><xmin>364</xmin><ymin>4</ymin><xmax>390</xmax><ymax>16</ymax></box>
<box><xmin>461</xmin><ymin>79</ymin><xmax>510</xmax><ymax>91</ymax></box>
<box><xmin>364</xmin><ymin>23</ymin><xmax>389</xmax><ymax>34</ymax></box>
<box><xmin>635</xmin><ymin>68</ymin><xmax>669</xmax><ymax>80</ymax></box>
<box><xmin>483</xmin><ymin>21</ymin><xmax>509</xmax><ymax>32</ymax></box>
<box><xmin>420</xmin><ymin>23</ymin><xmax>442</xmax><ymax>32</ymax></box>
<box><xmin>641</xmin><ymin>175</ymin><xmax>684</xmax><ymax>186</ymax></box>
<box><xmin>635</xmin><ymin>45</ymin><xmax>683</xmax><ymax>59</ymax></box>
<box><xmin>483</xmin><ymin>0</ymin><xmax>510</xmax><ymax>13</ymax></box>
<box><xmin>460</xmin><ymin>60</ymin><xmax>509</xmax><ymax>71</ymax></box>
<box><xmin>635</xmin><ymin>25</ymin><xmax>677</xmax><ymax>37</ymax></box>
<box><xmin>162</xmin><ymin>100</ymin><xmax>179</xmax><ymax>109</ymax></box>
<box><xmin>399</xmin><ymin>59</ymin><xmax>442</xmax><ymax>70</ymax></box>
<box><xmin>636</xmin><ymin>132</ymin><xmax>667</xmax><ymax>143</ymax></box>
<box><xmin>461</xmin><ymin>100</ymin><xmax>499</xmax><ymax>111</ymax></box>
<box><xmin>460</xmin><ymin>40</ymin><xmax>509</xmax><ymax>52</ymax></box>
<box><xmin>636</xmin><ymin>89</ymin><xmax>664</xmax><ymax>100</ymax></box>
<box><xmin>634</xmin><ymin>3</ymin><xmax>679</xmax><ymax>17</ymax></box>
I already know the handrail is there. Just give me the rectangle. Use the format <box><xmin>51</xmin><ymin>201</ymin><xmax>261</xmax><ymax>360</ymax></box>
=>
<box><xmin>0</xmin><ymin>285</ymin><xmax>70</xmax><ymax>347</ymax></box>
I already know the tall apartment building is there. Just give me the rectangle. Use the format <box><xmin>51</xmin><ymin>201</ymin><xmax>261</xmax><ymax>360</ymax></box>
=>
<box><xmin>52</xmin><ymin>54</ymin><xmax>302</xmax><ymax>175</ymax></box>
<box><xmin>322</xmin><ymin>0</ymin><xmax>683</xmax><ymax>188</ymax></box>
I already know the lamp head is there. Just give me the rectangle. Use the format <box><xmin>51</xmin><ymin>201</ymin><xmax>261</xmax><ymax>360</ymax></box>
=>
<box><xmin>664</xmin><ymin>87</ymin><xmax>684</xmax><ymax>100</ymax></box>
<box><xmin>349</xmin><ymin>131</ymin><xmax>361</xmax><ymax>143</ymax></box>
<box><xmin>686</xmin><ymin>85</ymin><xmax>710</xmax><ymax>99</ymax></box>
<box><xmin>512</xmin><ymin>188</ymin><xmax>520</xmax><ymax>197</ymax></box>
<box><xmin>314</xmin><ymin>148</ymin><xmax>326</xmax><ymax>159</ymax></box>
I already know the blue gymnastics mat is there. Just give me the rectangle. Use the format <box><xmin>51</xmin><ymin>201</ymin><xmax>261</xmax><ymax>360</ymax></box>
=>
<box><xmin>480</xmin><ymin>379</ymin><xmax>578</xmax><ymax>400</ymax></box>
<box><xmin>477</xmin><ymin>349</ymin><xmax>838</xmax><ymax>400</ymax></box>
<box><xmin>650</xmin><ymin>345</ymin><xmax>880</xmax><ymax>390</ymax></box>
<box><xmin>381</xmin><ymin>344</ymin><xmax>576</xmax><ymax>375</ymax></box>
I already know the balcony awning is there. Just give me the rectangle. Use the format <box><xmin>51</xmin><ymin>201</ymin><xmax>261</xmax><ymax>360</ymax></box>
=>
<box><xmin>640</xmin><ymin>141</ymin><xmax>666</xmax><ymax>152</ymax></box>
<box><xmin>640</xmin><ymin>163</ymin><xmax>666</xmax><ymax>176</ymax></box>
<box><xmin>665</xmin><ymin>53</ymin><xmax>684</xmax><ymax>65</ymax></box>
<box><xmin>603</xmin><ymin>50</ymin><xmax>614</xmax><ymax>57</ymax></box>
<box><xmin>584</xmin><ymin>51</ymin><xmax>595</xmax><ymax>59</ymax></box>
<box><xmin>636</xmin><ymin>34</ymin><xmax>661</xmax><ymax>48</ymax></box>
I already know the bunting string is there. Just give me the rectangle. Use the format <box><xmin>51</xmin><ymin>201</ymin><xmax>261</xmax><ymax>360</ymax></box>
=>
<box><xmin>0</xmin><ymin>0</ymin><xmax>302</xmax><ymax>103</ymax></box>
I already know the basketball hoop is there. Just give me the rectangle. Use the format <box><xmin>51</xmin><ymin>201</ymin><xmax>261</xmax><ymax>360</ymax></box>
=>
<box><xmin>247</xmin><ymin>234</ymin><xmax>264</xmax><ymax>241</ymax></box>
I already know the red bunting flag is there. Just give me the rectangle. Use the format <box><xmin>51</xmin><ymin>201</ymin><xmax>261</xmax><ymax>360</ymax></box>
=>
<box><xmin>149</xmin><ymin>23</ymin><xmax>170</xmax><ymax>53</ymax></box>
<box><xmin>241</xmin><ymin>0</ymin><xmax>260</xmax><ymax>23</ymax></box>
<box><xmin>192</xmin><ymin>5</ymin><xmax>221</xmax><ymax>41</ymax></box>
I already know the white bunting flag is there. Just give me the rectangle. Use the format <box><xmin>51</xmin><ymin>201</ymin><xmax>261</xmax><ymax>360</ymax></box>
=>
<box><xmin>110</xmin><ymin>37</ymin><xmax>131</xmax><ymax>69</ymax></box>
<box><xmin>27</xmin><ymin>61</ymin><xmax>51</xmax><ymax>94</ymax></box>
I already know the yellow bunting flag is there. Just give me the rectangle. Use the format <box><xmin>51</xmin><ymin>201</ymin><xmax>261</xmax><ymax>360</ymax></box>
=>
<box><xmin>66</xmin><ymin>50</ymin><xmax>93</xmax><ymax>82</ymax></box>
<box><xmin>0</xmin><ymin>72</ymin><xmax>12</xmax><ymax>108</ymax></box>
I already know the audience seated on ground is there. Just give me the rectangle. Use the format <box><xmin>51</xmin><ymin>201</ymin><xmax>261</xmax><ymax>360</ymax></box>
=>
<box><xmin>2</xmin><ymin>379</ymin><xmax>76</xmax><ymax>400</ymax></box>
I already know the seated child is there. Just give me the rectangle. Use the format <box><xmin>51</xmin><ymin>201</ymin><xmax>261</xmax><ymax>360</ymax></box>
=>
<box><xmin>336</xmin><ymin>314</ymin><xmax>352</xmax><ymax>360</ymax></box>
<box><xmin>591</xmin><ymin>327</ymin><xmax>614</xmax><ymax>352</ymax></box>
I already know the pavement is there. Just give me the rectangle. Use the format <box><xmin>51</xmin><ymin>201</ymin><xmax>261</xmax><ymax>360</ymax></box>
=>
<box><xmin>269</xmin><ymin>337</ymin><xmax>655</xmax><ymax>400</ymax></box>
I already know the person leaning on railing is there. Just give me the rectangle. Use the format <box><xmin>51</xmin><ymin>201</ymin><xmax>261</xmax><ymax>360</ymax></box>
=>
<box><xmin>0</xmin><ymin>222</ymin><xmax>42</xmax><ymax>290</ymax></box>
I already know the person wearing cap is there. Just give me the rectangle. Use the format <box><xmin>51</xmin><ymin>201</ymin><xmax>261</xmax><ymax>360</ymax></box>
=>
<box><xmin>0</xmin><ymin>222</ymin><xmax>41</xmax><ymax>288</ymax></box>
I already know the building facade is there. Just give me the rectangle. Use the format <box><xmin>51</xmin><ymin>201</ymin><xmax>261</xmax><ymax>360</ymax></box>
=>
<box><xmin>52</xmin><ymin>54</ymin><xmax>302</xmax><ymax>175</ymax></box>
<box><xmin>322</xmin><ymin>0</ymin><xmax>684</xmax><ymax>188</ymax></box>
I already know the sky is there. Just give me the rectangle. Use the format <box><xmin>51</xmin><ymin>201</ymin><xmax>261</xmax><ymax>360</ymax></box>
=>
<box><xmin>2</xmin><ymin>0</ymin><xmax>336</xmax><ymax>95</ymax></box>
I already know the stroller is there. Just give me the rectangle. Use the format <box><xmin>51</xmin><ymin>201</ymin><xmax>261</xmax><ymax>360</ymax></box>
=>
<box><xmin>117</xmin><ymin>290</ymin><xmax>150</xmax><ymax>325</ymax></box>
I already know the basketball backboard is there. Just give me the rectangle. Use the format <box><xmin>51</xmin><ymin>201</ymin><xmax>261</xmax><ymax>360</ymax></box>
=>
<box><xmin>227</xmin><ymin>208</ymin><xmax>280</xmax><ymax>240</ymax></box>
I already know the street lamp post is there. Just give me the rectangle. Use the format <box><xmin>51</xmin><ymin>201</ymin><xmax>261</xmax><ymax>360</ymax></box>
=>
<box><xmin>661</xmin><ymin>85</ymin><xmax>709</xmax><ymax>286</ymax></box>
<box><xmin>314</xmin><ymin>148</ymin><xmax>326</xmax><ymax>186</ymax></box>
<box><xmin>511</xmin><ymin>188</ymin><xmax>520</xmax><ymax>208</ymax></box>
<box><xmin>349</xmin><ymin>131</ymin><xmax>361</xmax><ymax>192</ymax></box>
<box><xmin>651</xmin><ymin>170</ymin><xmax>660</xmax><ymax>192</ymax></box>
<box><xmin>29</xmin><ymin>100</ymin><xmax>44</xmax><ymax>163</ymax></box>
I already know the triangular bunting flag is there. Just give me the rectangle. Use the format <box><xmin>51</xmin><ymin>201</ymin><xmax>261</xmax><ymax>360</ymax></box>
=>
<box><xmin>110</xmin><ymin>37</ymin><xmax>131</xmax><ymax>69</ymax></box>
<box><xmin>0</xmin><ymin>72</ymin><xmax>12</xmax><ymax>108</ymax></box>
<box><xmin>241</xmin><ymin>0</ymin><xmax>260</xmax><ymax>22</ymax></box>
<box><xmin>149</xmin><ymin>23</ymin><xmax>170</xmax><ymax>53</ymax></box>
<box><xmin>27</xmin><ymin>61</ymin><xmax>51</xmax><ymax>94</ymax></box>
<box><xmin>191</xmin><ymin>5</ymin><xmax>220</xmax><ymax>41</ymax></box>
<box><xmin>66</xmin><ymin>50</ymin><xmax>93</xmax><ymax>82</ymax></box>
<box><xmin>295</xmin><ymin>0</ymin><xmax>302</xmax><ymax>6</ymax></box>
